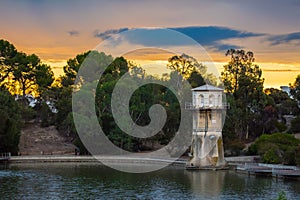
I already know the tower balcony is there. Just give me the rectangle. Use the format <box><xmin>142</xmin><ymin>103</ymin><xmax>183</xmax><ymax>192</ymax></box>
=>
<box><xmin>193</xmin><ymin>128</ymin><xmax>223</xmax><ymax>132</ymax></box>
<box><xmin>185</xmin><ymin>102</ymin><xmax>229</xmax><ymax>110</ymax></box>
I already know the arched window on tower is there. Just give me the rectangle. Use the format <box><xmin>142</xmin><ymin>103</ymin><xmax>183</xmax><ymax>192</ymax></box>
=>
<box><xmin>199</xmin><ymin>94</ymin><xmax>204</xmax><ymax>107</ymax></box>
<box><xmin>218</xmin><ymin>94</ymin><xmax>222</xmax><ymax>107</ymax></box>
<box><xmin>209</xmin><ymin>94</ymin><xmax>214</xmax><ymax>107</ymax></box>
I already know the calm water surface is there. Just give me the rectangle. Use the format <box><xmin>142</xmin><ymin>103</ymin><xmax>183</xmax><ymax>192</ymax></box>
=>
<box><xmin>0</xmin><ymin>163</ymin><xmax>299</xmax><ymax>199</ymax></box>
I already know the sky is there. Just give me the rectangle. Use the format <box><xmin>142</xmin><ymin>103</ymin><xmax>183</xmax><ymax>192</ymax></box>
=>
<box><xmin>1</xmin><ymin>0</ymin><xmax>300</xmax><ymax>88</ymax></box>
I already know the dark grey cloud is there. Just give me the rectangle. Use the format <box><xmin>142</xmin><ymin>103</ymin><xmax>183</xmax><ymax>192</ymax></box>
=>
<box><xmin>120</xmin><ymin>28</ymin><xmax>196</xmax><ymax>46</ymax></box>
<box><xmin>170</xmin><ymin>26</ymin><xmax>263</xmax><ymax>50</ymax></box>
<box><xmin>268</xmin><ymin>32</ymin><xmax>300</xmax><ymax>45</ymax></box>
<box><xmin>94</xmin><ymin>26</ymin><xmax>264</xmax><ymax>51</ymax></box>
<box><xmin>67</xmin><ymin>30</ymin><xmax>79</xmax><ymax>36</ymax></box>
<box><xmin>215</xmin><ymin>44</ymin><xmax>241</xmax><ymax>51</ymax></box>
<box><xmin>94</xmin><ymin>28</ymin><xmax>129</xmax><ymax>40</ymax></box>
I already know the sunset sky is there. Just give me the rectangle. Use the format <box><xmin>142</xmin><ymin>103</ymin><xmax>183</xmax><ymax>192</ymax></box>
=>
<box><xmin>1</xmin><ymin>0</ymin><xmax>300</xmax><ymax>88</ymax></box>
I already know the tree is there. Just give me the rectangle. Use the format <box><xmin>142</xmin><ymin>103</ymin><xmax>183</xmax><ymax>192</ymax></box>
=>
<box><xmin>222</xmin><ymin>49</ymin><xmax>264</xmax><ymax>95</ymax></box>
<box><xmin>0</xmin><ymin>39</ymin><xmax>17</xmax><ymax>84</ymax></box>
<box><xmin>61</xmin><ymin>51</ymin><xmax>114</xmax><ymax>87</ymax></box>
<box><xmin>10</xmin><ymin>52</ymin><xmax>40</xmax><ymax>96</ymax></box>
<box><xmin>0</xmin><ymin>89</ymin><xmax>21</xmax><ymax>155</ymax></box>
<box><xmin>95</xmin><ymin>56</ymin><xmax>141</xmax><ymax>151</ymax></box>
<box><xmin>290</xmin><ymin>117</ymin><xmax>300</xmax><ymax>133</ymax></box>
<box><xmin>187</xmin><ymin>71</ymin><xmax>205</xmax><ymax>88</ymax></box>
<box><xmin>0</xmin><ymin>39</ymin><xmax>54</xmax><ymax>97</ymax></box>
<box><xmin>35</xmin><ymin>64</ymin><xmax>54</xmax><ymax>95</ymax></box>
<box><xmin>167</xmin><ymin>54</ymin><xmax>205</xmax><ymax>79</ymax></box>
<box><xmin>62</xmin><ymin>51</ymin><xmax>90</xmax><ymax>87</ymax></box>
<box><xmin>261</xmin><ymin>88</ymin><xmax>299</xmax><ymax>133</ymax></box>
<box><xmin>261</xmin><ymin>105</ymin><xmax>279</xmax><ymax>134</ymax></box>
<box><xmin>265</xmin><ymin>88</ymin><xmax>289</xmax><ymax>104</ymax></box>
<box><xmin>290</xmin><ymin>74</ymin><xmax>300</xmax><ymax>102</ymax></box>
<box><xmin>265</xmin><ymin>88</ymin><xmax>299</xmax><ymax>115</ymax></box>
<box><xmin>221</xmin><ymin>49</ymin><xmax>266</xmax><ymax>140</ymax></box>
<box><xmin>167</xmin><ymin>53</ymin><xmax>217</xmax><ymax>86</ymax></box>
<box><xmin>55</xmin><ymin>52</ymin><xmax>116</xmax><ymax>152</ymax></box>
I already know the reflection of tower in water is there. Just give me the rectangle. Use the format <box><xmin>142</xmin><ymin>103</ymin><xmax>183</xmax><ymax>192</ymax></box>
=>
<box><xmin>186</xmin><ymin>84</ymin><xmax>228</xmax><ymax>169</ymax></box>
<box><xmin>185</xmin><ymin>170</ymin><xmax>227</xmax><ymax>197</ymax></box>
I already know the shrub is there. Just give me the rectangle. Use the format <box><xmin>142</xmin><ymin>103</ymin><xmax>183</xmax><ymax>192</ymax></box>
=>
<box><xmin>283</xmin><ymin>146</ymin><xmax>298</xmax><ymax>165</ymax></box>
<box><xmin>248</xmin><ymin>133</ymin><xmax>300</xmax><ymax>165</ymax></box>
<box><xmin>225</xmin><ymin>139</ymin><xmax>245</xmax><ymax>156</ymax></box>
<box><xmin>262</xmin><ymin>147</ymin><xmax>281</xmax><ymax>164</ymax></box>
<box><xmin>276</xmin><ymin>191</ymin><xmax>287</xmax><ymax>200</ymax></box>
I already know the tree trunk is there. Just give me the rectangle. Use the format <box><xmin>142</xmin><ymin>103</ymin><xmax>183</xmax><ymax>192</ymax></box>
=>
<box><xmin>246</xmin><ymin>125</ymin><xmax>249</xmax><ymax>140</ymax></box>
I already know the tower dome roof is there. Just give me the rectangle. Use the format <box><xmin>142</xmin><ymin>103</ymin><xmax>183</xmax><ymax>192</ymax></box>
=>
<box><xmin>191</xmin><ymin>84</ymin><xmax>223</xmax><ymax>92</ymax></box>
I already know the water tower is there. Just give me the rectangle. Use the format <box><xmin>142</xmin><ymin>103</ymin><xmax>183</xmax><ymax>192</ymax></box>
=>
<box><xmin>186</xmin><ymin>84</ymin><xmax>227</xmax><ymax>169</ymax></box>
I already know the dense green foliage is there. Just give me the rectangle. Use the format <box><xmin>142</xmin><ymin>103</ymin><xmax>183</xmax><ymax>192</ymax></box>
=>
<box><xmin>291</xmin><ymin>75</ymin><xmax>300</xmax><ymax>102</ymax></box>
<box><xmin>290</xmin><ymin>117</ymin><xmax>300</xmax><ymax>133</ymax></box>
<box><xmin>55</xmin><ymin>52</ymin><xmax>189</xmax><ymax>153</ymax></box>
<box><xmin>0</xmin><ymin>40</ymin><xmax>54</xmax><ymax>96</ymax></box>
<box><xmin>248</xmin><ymin>133</ymin><xmax>300</xmax><ymax>165</ymax></box>
<box><xmin>222</xmin><ymin>49</ymin><xmax>265</xmax><ymax>140</ymax></box>
<box><xmin>221</xmin><ymin>49</ymin><xmax>300</xmax><ymax>156</ymax></box>
<box><xmin>0</xmin><ymin>39</ymin><xmax>55</xmax><ymax>154</ymax></box>
<box><xmin>0</xmin><ymin>89</ymin><xmax>21</xmax><ymax>155</ymax></box>
<box><xmin>168</xmin><ymin>53</ymin><xmax>216</xmax><ymax>85</ymax></box>
<box><xmin>221</xmin><ymin>49</ymin><xmax>267</xmax><ymax>154</ymax></box>
<box><xmin>276</xmin><ymin>191</ymin><xmax>288</xmax><ymax>200</ymax></box>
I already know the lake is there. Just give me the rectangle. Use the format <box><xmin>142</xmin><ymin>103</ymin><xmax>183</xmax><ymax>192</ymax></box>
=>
<box><xmin>0</xmin><ymin>163</ymin><xmax>299</xmax><ymax>199</ymax></box>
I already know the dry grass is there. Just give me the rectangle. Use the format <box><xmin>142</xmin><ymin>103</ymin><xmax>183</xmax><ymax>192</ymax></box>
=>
<box><xmin>18</xmin><ymin>123</ymin><xmax>76</xmax><ymax>155</ymax></box>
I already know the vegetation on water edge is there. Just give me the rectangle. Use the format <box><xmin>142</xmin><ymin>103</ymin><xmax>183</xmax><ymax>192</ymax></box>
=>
<box><xmin>249</xmin><ymin>133</ymin><xmax>300</xmax><ymax>165</ymax></box>
<box><xmin>276</xmin><ymin>191</ymin><xmax>288</xmax><ymax>200</ymax></box>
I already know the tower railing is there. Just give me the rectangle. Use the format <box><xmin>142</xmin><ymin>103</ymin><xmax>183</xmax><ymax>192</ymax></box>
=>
<box><xmin>193</xmin><ymin>128</ymin><xmax>223</xmax><ymax>132</ymax></box>
<box><xmin>185</xmin><ymin>102</ymin><xmax>229</xmax><ymax>110</ymax></box>
<box><xmin>0</xmin><ymin>152</ymin><xmax>11</xmax><ymax>161</ymax></box>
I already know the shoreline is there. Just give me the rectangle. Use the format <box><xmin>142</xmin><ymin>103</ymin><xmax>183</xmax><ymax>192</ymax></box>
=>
<box><xmin>3</xmin><ymin>155</ymin><xmax>300</xmax><ymax>180</ymax></box>
<box><xmin>7</xmin><ymin>155</ymin><xmax>188</xmax><ymax>166</ymax></box>
<box><xmin>4</xmin><ymin>155</ymin><xmax>260</xmax><ymax>167</ymax></box>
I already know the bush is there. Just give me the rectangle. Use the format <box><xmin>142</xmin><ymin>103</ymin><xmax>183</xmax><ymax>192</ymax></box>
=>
<box><xmin>224</xmin><ymin>139</ymin><xmax>245</xmax><ymax>156</ymax></box>
<box><xmin>276</xmin><ymin>191</ymin><xmax>287</xmax><ymax>200</ymax></box>
<box><xmin>248</xmin><ymin>133</ymin><xmax>300</xmax><ymax>165</ymax></box>
<box><xmin>283</xmin><ymin>147</ymin><xmax>297</xmax><ymax>165</ymax></box>
<box><xmin>262</xmin><ymin>147</ymin><xmax>281</xmax><ymax>164</ymax></box>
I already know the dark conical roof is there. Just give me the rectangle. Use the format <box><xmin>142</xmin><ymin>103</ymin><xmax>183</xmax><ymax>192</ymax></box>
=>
<box><xmin>191</xmin><ymin>84</ymin><xmax>223</xmax><ymax>91</ymax></box>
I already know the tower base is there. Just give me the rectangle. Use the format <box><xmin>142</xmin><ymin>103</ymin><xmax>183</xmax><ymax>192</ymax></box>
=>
<box><xmin>185</xmin><ymin>163</ymin><xmax>228</xmax><ymax>170</ymax></box>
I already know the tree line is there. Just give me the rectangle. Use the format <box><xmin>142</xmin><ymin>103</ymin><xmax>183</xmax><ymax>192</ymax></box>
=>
<box><xmin>220</xmin><ymin>49</ymin><xmax>300</xmax><ymax>164</ymax></box>
<box><xmin>0</xmin><ymin>39</ymin><xmax>299</xmax><ymax>163</ymax></box>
